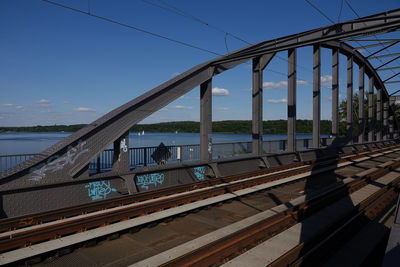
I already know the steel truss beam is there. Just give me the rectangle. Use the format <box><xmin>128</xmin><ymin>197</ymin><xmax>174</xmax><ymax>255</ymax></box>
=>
<box><xmin>2</xmin><ymin>8</ymin><xmax>400</xmax><ymax>187</ymax></box>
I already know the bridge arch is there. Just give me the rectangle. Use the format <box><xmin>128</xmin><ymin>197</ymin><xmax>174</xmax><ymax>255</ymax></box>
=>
<box><xmin>1</xmin><ymin>8</ymin><xmax>400</xmax><ymax>199</ymax></box>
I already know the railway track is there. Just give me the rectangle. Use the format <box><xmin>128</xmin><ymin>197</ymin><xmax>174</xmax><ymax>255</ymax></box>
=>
<box><xmin>1</xmin><ymin>143</ymin><xmax>400</xmax><ymax>265</ymax></box>
<box><xmin>135</xmin><ymin>154</ymin><xmax>400</xmax><ymax>266</ymax></box>
<box><xmin>0</xmin><ymin>143</ymin><xmax>393</xmax><ymax>234</ymax></box>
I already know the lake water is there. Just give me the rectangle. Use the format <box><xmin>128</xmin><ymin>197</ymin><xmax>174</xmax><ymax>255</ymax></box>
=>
<box><xmin>0</xmin><ymin>132</ymin><xmax>327</xmax><ymax>155</ymax></box>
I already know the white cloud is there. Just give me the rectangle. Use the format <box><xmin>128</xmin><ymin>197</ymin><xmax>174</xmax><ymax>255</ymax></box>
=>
<box><xmin>15</xmin><ymin>105</ymin><xmax>24</xmax><ymax>110</ymax></box>
<box><xmin>321</xmin><ymin>75</ymin><xmax>333</xmax><ymax>88</ymax></box>
<box><xmin>263</xmin><ymin>81</ymin><xmax>287</xmax><ymax>89</ymax></box>
<box><xmin>172</xmin><ymin>105</ymin><xmax>192</xmax><ymax>110</ymax></box>
<box><xmin>297</xmin><ymin>80</ymin><xmax>308</xmax><ymax>85</ymax></box>
<box><xmin>74</xmin><ymin>107</ymin><xmax>96</xmax><ymax>112</ymax></box>
<box><xmin>2</xmin><ymin>104</ymin><xmax>13</xmax><ymax>107</ymax></box>
<box><xmin>267</xmin><ymin>98</ymin><xmax>287</xmax><ymax>103</ymax></box>
<box><xmin>217</xmin><ymin>107</ymin><xmax>229</xmax><ymax>111</ymax></box>
<box><xmin>263</xmin><ymin>80</ymin><xmax>308</xmax><ymax>90</ymax></box>
<box><xmin>36</xmin><ymin>99</ymin><xmax>52</xmax><ymax>108</ymax></box>
<box><xmin>171</xmin><ymin>72</ymin><xmax>181</xmax><ymax>77</ymax></box>
<box><xmin>63</xmin><ymin>101</ymin><xmax>70</xmax><ymax>104</ymax></box>
<box><xmin>212</xmin><ymin>87</ymin><xmax>229</xmax><ymax>96</ymax></box>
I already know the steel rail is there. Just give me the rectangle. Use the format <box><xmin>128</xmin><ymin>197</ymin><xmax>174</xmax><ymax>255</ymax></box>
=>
<box><xmin>0</xmin><ymin>145</ymin><xmax>398</xmax><ymax>254</ymax></box>
<box><xmin>271</xmin><ymin>178</ymin><xmax>399</xmax><ymax>267</ymax></box>
<box><xmin>159</xmin><ymin>162</ymin><xmax>400</xmax><ymax>267</ymax></box>
<box><xmin>0</xmin><ymin>143</ymin><xmax>392</xmax><ymax>234</ymax></box>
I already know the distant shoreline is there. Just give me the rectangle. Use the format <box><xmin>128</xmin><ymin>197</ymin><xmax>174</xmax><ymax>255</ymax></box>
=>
<box><xmin>0</xmin><ymin>120</ymin><xmax>334</xmax><ymax>135</ymax></box>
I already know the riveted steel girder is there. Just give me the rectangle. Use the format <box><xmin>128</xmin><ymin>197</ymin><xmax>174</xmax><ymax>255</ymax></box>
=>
<box><xmin>1</xmin><ymin>8</ymin><xmax>400</xmax><ymax>190</ymax></box>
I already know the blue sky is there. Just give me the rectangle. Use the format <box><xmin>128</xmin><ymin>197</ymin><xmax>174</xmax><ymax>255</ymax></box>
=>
<box><xmin>1</xmin><ymin>0</ymin><xmax>399</xmax><ymax>126</ymax></box>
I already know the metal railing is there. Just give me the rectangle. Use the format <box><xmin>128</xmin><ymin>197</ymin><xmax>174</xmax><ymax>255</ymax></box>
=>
<box><xmin>1</xmin><ymin>138</ymin><xmax>328</xmax><ymax>174</ymax></box>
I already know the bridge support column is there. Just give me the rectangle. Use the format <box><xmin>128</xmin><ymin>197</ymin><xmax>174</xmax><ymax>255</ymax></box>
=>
<box><xmin>313</xmin><ymin>45</ymin><xmax>321</xmax><ymax>148</ymax></box>
<box><xmin>200</xmin><ymin>79</ymin><xmax>212</xmax><ymax>161</ymax></box>
<box><xmin>332</xmin><ymin>48</ymin><xmax>339</xmax><ymax>141</ymax></box>
<box><xmin>377</xmin><ymin>87</ymin><xmax>382</xmax><ymax>141</ymax></box>
<box><xmin>358</xmin><ymin>65</ymin><xmax>365</xmax><ymax>143</ymax></box>
<box><xmin>368</xmin><ymin>76</ymin><xmax>374</xmax><ymax>142</ymax></box>
<box><xmin>288</xmin><ymin>48</ymin><xmax>297</xmax><ymax>152</ymax></box>
<box><xmin>384</xmin><ymin>97</ymin><xmax>389</xmax><ymax>140</ymax></box>
<box><xmin>390</xmin><ymin>97</ymin><xmax>394</xmax><ymax>139</ymax></box>
<box><xmin>252</xmin><ymin>54</ymin><xmax>274</xmax><ymax>156</ymax></box>
<box><xmin>112</xmin><ymin>131</ymin><xmax>130</xmax><ymax>173</ymax></box>
<box><xmin>347</xmin><ymin>55</ymin><xmax>353</xmax><ymax>144</ymax></box>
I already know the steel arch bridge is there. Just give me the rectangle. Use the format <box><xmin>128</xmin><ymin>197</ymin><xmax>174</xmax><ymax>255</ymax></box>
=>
<box><xmin>1</xmin><ymin>8</ymin><xmax>400</xmax><ymax>218</ymax></box>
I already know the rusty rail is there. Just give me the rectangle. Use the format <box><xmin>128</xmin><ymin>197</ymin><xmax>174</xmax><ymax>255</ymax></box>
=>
<box><xmin>160</xmin><ymin>161</ymin><xmax>400</xmax><ymax>267</ymax></box>
<box><xmin>0</xmin><ymin>144</ymin><xmax>398</xmax><ymax>255</ymax></box>
<box><xmin>0</xmin><ymin>143</ymin><xmax>391</xmax><ymax>234</ymax></box>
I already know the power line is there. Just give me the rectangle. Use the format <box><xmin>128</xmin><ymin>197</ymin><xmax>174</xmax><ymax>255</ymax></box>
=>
<box><xmin>41</xmin><ymin>0</ymin><xmax>222</xmax><ymax>56</ymax></box>
<box><xmin>305</xmin><ymin>0</ymin><xmax>399</xmax><ymax>78</ymax></box>
<box><xmin>304</xmin><ymin>0</ymin><xmax>335</xmax><ymax>24</ymax></box>
<box><xmin>44</xmin><ymin>0</ymin><xmax>313</xmax><ymax>82</ymax></box>
<box><xmin>344</xmin><ymin>0</ymin><xmax>399</xmax><ymax>75</ymax></box>
<box><xmin>338</xmin><ymin>0</ymin><xmax>344</xmax><ymax>23</ymax></box>
<box><xmin>154</xmin><ymin>0</ymin><xmax>252</xmax><ymax>45</ymax></box>
<box><xmin>144</xmin><ymin>0</ymin><xmax>313</xmax><ymax>73</ymax></box>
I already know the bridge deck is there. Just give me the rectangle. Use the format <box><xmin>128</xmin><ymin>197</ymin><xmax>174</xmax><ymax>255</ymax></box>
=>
<box><xmin>8</xmin><ymin>149</ymin><xmax>398</xmax><ymax>266</ymax></box>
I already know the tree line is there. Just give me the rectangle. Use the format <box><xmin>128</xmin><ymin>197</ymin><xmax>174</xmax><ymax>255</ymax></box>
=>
<box><xmin>2</xmin><ymin>96</ymin><xmax>398</xmax><ymax>135</ymax></box>
<box><xmin>0</xmin><ymin>120</ymin><xmax>333</xmax><ymax>134</ymax></box>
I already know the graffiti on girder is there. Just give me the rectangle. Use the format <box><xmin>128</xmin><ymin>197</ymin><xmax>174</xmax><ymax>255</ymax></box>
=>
<box><xmin>29</xmin><ymin>140</ymin><xmax>89</xmax><ymax>181</ymax></box>
<box><xmin>136</xmin><ymin>172</ymin><xmax>165</xmax><ymax>190</ymax></box>
<box><xmin>85</xmin><ymin>180</ymin><xmax>117</xmax><ymax>201</ymax></box>
<box><xmin>193</xmin><ymin>166</ymin><xmax>206</xmax><ymax>181</ymax></box>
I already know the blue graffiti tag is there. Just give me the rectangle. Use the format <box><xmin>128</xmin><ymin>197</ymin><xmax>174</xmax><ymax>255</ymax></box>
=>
<box><xmin>193</xmin><ymin>166</ymin><xmax>206</xmax><ymax>181</ymax></box>
<box><xmin>136</xmin><ymin>173</ymin><xmax>165</xmax><ymax>190</ymax></box>
<box><xmin>85</xmin><ymin>180</ymin><xmax>117</xmax><ymax>201</ymax></box>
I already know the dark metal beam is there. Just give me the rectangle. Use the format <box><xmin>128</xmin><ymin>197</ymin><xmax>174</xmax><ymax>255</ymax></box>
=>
<box><xmin>112</xmin><ymin>131</ymin><xmax>130</xmax><ymax>174</ymax></box>
<box><xmin>213</xmin><ymin>9</ymin><xmax>400</xmax><ymax>66</ymax></box>
<box><xmin>377</xmin><ymin>87</ymin><xmax>383</xmax><ymax>141</ymax></box>
<box><xmin>313</xmin><ymin>45</ymin><xmax>321</xmax><ymax>148</ymax></box>
<box><xmin>377</xmin><ymin>66</ymin><xmax>400</xmax><ymax>71</ymax></box>
<box><xmin>288</xmin><ymin>48</ymin><xmax>297</xmax><ymax>152</ymax></box>
<box><xmin>384</xmin><ymin>98</ymin><xmax>389</xmax><ymax>140</ymax></box>
<box><xmin>252</xmin><ymin>54</ymin><xmax>275</xmax><ymax>156</ymax></box>
<box><xmin>368</xmin><ymin>76</ymin><xmax>375</xmax><ymax>142</ymax></box>
<box><xmin>384</xmin><ymin>80</ymin><xmax>400</xmax><ymax>84</ymax></box>
<box><xmin>355</xmin><ymin>41</ymin><xmax>396</xmax><ymax>50</ymax></box>
<box><xmin>332</xmin><ymin>48</ymin><xmax>339</xmax><ymax>139</ymax></box>
<box><xmin>383</xmin><ymin>72</ymin><xmax>400</xmax><ymax>83</ymax></box>
<box><xmin>390</xmin><ymin>95</ymin><xmax>400</xmax><ymax>101</ymax></box>
<box><xmin>347</xmin><ymin>55</ymin><xmax>354</xmax><ymax>143</ymax></box>
<box><xmin>200</xmin><ymin>79</ymin><xmax>212</xmax><ymax>161</ymax></box>
<box><xmin>4</xmin><ymin>8</ymin><xmax>400</xmax><ymax>186</ymax></box>
<box><xmin>369</xmin><ymin>52</ymin><xmax>400</xmax><ymax>60</ymax></box>
<box><xmin>376</xmin><ymin>55</ymin><xmax>400</xmax><ymax>69</ymax></box>
<box><xmin>365</xmin><ymin>41</ymin><xmax>399</xmax><ymax>58</ymax></box>
<box><xmin>359</xmin><ymin>65</ymin><xmax>365</xmax><ymax>143</ymax></box>
<box><xmin>344</xmin><ymin>39</ymin><xmax>400</xmax><ymax>42</ymax></box>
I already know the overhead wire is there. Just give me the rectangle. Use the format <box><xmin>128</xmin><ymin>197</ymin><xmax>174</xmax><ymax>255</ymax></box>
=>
<box><xmin>44</xmin><ymin>0</ymin><xmax>314</xmax><ymax>83</ymax></box>
<box><xmin>338</xmin><ymin>0</ymin><xmax>344</xmax><ymax>23</ymax></box>
<box><xmin>143</xmin><ymin>0</ymin><xmax>314</xmax><ymax>74</ymax></box>
<box><xmin>344</xmin><ymin>0</ymin><xmax>400</xmax><ymax>76</ymax></box>
<box><xmin>41</xmin><ymin>0</ymin><xmax>222</xmax><ymax>56</ymax></box>
<box><xmin>305</xmin><ymin>0</ymin><xmax>399</xmax><ymax>81</ymax></box>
